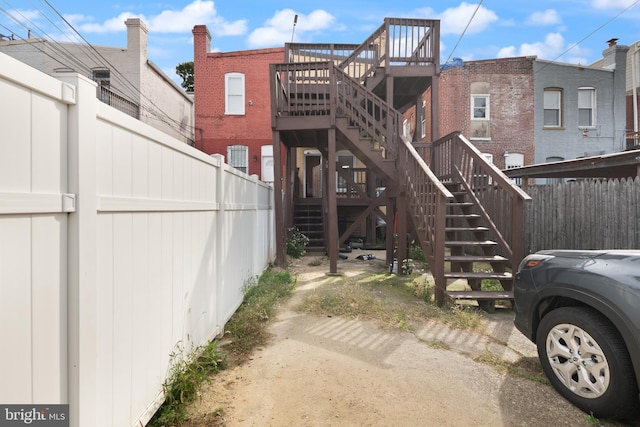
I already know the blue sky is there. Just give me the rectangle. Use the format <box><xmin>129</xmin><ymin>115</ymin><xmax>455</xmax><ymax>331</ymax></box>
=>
<box><xmin>2</xmin><ymin>0</ymin><xmax>640</xmax><ymax>86</ymax></box>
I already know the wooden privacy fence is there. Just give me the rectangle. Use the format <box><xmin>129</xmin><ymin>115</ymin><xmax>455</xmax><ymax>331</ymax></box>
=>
<box><xmin>524</xmin><ymin>177</ymin><xmax>640</xmax><ymax>253</ymax></box>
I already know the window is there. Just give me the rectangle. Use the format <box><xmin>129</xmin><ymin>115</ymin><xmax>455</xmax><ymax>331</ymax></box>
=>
<box><xmin>403</xmin><ymin>119</ymin><xmax>411</xmax><ymax>138</ymax></box>
<box><xmin>505</xmin><ymin>153</ymin><xmax>524</xmax><ymax>185</ymax></box>
<box><xmin>336</xmin><ymin>152</ymin><xmax>354</xmax><ymax>193</ymax></box>
<box><xmin>227</xmin><ymin>145</ymin><xmax>248</xmax><ymax>173</ymax></box>
<box><xmin>92</xmin><ymin>68</ymin><xmax>110</xmax><ymax>89</ymax></box>
<box><xmin>421</xmin><ymin>101</ymin><xmax>426</xmax><ymax>138</ymax></box>
<box><xmin>544</xmin><ymin>89</ymin><xmax>562</xmax><ymax>128</ymax></box>
<box><xmin>578</xmin><ymin>87</ymin><xmax>595</xmax><ymax>128</ymax></box>
<box><xmin>470</xmin><ymin>83</ymin><xmax>491</xmax><ymax>140</ymax></box>
<box><xmin>471</xmin><ymin>95</ymin><xmax>489</xmax><ymax>120</ymax></box>
<box><xmin>225</xmin><ymin>73</ymin><xmax>245</xmax><ymax>115</ymax></box>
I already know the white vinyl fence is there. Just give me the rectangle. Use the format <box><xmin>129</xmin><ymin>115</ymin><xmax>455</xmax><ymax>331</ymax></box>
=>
<box><xmin>0</xmin><ymin>52</ymin><xmax>275</xmax><ymax>427</ymax></box>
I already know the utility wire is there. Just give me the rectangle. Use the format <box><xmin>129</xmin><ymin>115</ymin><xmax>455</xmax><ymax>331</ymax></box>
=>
<box><xmin>0</xmin><ymin>0</ymin><xmax>195</xmax><ymax>140</ymax></box>
<box><xmin>445</xmin><ymin>0</ymin><xmax>483</xmax><ymax>64</ymax></box>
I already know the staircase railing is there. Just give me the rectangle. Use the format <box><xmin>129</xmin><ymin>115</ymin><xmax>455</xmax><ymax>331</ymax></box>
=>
<box><xmin>271</xmin><ymin>60</ymin><xmax>400</xmax><ymax>158</ymax></box>
<box><xmin>332</xmin><ymin>65</ymin><xmax>399</xmax><ymax>159</ymax></box>
<box><xmin>399</xmin><ymin>136</ymin><xmax>454</xmax><ymax>303</ymax></box>
<box><xmin>431</xmin><ymin>132</ymin><xmax>532</xmax><ymax>268</ymax></box>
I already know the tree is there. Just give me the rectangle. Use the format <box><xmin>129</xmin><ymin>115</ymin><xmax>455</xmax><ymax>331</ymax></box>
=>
<box><xmin>176</xmin><ymin>61</ymin><xmax>194</xmax><ymax>92</ymax></box>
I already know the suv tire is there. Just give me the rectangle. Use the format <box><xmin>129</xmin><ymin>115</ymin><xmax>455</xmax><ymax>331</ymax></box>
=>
<box><xmin>536</xmin><ymin>306</ymin><xmax>639</xmax><ymax>420</ymax></box>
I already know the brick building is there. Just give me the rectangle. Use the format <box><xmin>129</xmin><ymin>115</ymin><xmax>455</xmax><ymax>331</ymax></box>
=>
<box><xmin>192</xmin><ymin>25</ymin><xmax>284</xmax><ymax>180</ymax></box>
<box><xmin>406</xmin><ymin>56</ymin><xmax>535</xmax><ymax>172</ymax></box>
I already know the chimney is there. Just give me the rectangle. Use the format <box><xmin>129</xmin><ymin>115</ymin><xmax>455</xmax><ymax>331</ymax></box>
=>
<box><xmin>125</xmin><ymin>18</ymin><xmax>148</xmax><ymax>59</ymax></box>
<box><xmin>602</xmin><ymin>38</ymin><xmax>627</xmax><ymax>70</ymax></box>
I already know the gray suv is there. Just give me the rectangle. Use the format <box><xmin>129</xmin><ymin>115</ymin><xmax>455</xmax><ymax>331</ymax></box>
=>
<box><xmin>513</xmin><ymin>249</ymin><xmax>640</xmax><ymax>420</ymax></box>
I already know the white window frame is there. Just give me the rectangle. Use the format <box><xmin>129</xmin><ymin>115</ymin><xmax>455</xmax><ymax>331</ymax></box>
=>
<box><xmin>227</xmin><ymin>145</ymin><xmax>249</xmax><ymax>173</ymax></box>
<box><xmin>471</xmin><ymin>94</ymin><xmax>490</xmax><ymax>120</ymax></box>
<box><xmin>578</xmin><ymin>87</ymin><xmax>596</xmax><ymax>128</ymax></box>
<box><xmin>225</xmin><ymin>72</ymin><xmax>245</xmax><ymax>115</ymax></box>
<box><xmin>403</xmin><ymin>119</ymin><xmax>411</xmax><ymax>138</ymax></box>
<box><xmin>336</xmin><ymin>151</ymin><xmax>354</xmax><ymax>193</ymax></box>
<box><xmin>543</xmin><ymin>88</ymin><xmax>562</xmax><ymax>128</ymax></box>
<box><xmin>421</xmin><ymin>100</ymin><xmax>426</xmax><ymax>138</ymax></box>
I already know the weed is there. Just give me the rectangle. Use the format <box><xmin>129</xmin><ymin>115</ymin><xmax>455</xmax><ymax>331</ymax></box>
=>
<box><xmin>224</xmin><ymin>269</ymin><xmax>296</xmax><ymax>359</ymax></box>
<box><xmin>286</xmin><ymin>227</ymin><xmax>310</xmax><ymax>258</ymax></box>
<box><xmin>296</xmin><ymin>271</ymin><xmax>485</xmax><ymax>332</ymax></box>
<box><xmin>308</xmin><ymin>257</ymin><xmax>324</xmax><ymax>266</ymax></box>
<box><xmin>473</xmin><ymin>351</ymin><xmax>549</xmax><ymax>386</ymax></box>
<box><xmin>422</xmin><ymin>339</ymin><xmax>451</xmax><ymax>350</ymax></box>
<box><xmin>586</xmin><ymin>412</ymin><xmax>603</xmax><ymax>426</ymax></box>
<box><xmin>148</xmin><ymin>341</ymin><xmax>226</xmax><ymax>426</ymax></box>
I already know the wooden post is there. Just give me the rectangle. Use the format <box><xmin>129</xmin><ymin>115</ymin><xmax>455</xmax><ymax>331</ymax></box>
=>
<box><xmin>327</xmin><ymin>128</ymin><xmax>338</xmax><ymax>273</ymax></box>
<box><xmin>272</xmin><ymin>132</ymin><xmax>286</xmax><ymax>267</ymax></box>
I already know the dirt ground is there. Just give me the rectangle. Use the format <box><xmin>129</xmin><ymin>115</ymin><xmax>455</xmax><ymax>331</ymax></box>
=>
<box><xmin>185</xmin><ymin>250</ymin><xmax>632</xmax><ymax>427</ymax></box>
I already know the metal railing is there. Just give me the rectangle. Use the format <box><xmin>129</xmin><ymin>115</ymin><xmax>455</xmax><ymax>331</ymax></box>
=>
<box><xmin>97</xmin><ymin>85</ymin><xmax>140</xmax><ymax>118</ymax></box>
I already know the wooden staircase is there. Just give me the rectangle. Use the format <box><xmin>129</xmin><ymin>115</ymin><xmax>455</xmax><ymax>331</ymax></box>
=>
<box><xmin>293</xmin><ymin>201</ymin><xmax>325</xmax><ymax>252</ymax></box>
<box><xmin>270</xmin><ymin>18</ymin><xmax>531</xmax><ymax>306</ymax></box>
<box><xmin>442</xmin><ymin>182</ymin><xmax>514</xmax><ymax>310</ymax></box>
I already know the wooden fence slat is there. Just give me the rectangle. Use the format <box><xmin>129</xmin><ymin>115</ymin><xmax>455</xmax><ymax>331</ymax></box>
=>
<box><xmin>524</xmin><ymin>178</ymin><xmax>640</xmax><ymax>253</ymax></box>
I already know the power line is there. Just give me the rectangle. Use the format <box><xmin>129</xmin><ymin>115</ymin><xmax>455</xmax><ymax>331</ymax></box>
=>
<box><xmin>0</xmin><ymin>0</ymin><xmax>195</xmax><ymax>141</ymax></box>
<box><xmin>445</xmin><ymin>0</ymin><xmax>483</xmax><ymax>64</ymax></box>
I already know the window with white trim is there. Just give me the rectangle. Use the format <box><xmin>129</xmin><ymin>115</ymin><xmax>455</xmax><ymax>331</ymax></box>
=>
<box><xmin>225</xmin><ymin>72</ymin><xmax>245</xmax><ymax>115</ymax></box>
<box><xmin>470</xmin><ymin>95</ymin><xmax>490</xmax><ymax>139</ymax></box>
<box><xmin>578</xmin><ymin>87</ymin><xmax>596</xmax><ymax>128</ymax></box>
<box><xmin>421</xmin><ymin>100</ymin><xmax>426</xmax><ymax>138</ymax></box>
<box><xmin>472</xmin><ymin>95</ymin><xmax>489</xmax><ymax>120</ymax></box>
<box><xmin>227</xmin><ymin>145</ymin><xmax>248</xmax><ymax>173</ymax></box>
<box><xmin>544</xmin><ymin>88</ymin><xmax>562</xmax><ymax>128</ymax></box>
<box><xmin>403</xmin><ymin>119</ymin><xmax>411</xmax><ymax>138</ymax></box>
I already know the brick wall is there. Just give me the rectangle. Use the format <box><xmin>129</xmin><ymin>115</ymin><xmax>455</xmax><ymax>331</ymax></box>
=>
<box><xmin>193</xmin><ymin>25</ymin><xmax>284</xmax><ymax>177</ymax></box>
<box><xmin>438</xmin><ymin>56</ymin><xmax>536</xmax><ymax>169</ymax></box>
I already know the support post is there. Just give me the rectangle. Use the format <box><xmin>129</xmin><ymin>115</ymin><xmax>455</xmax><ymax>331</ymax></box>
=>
<box><xmin>272</xmin><ymin>132</ymin><xmax>286</xmax><ymax>266</ymax></box>
<box><xmin>327</xmin><ymin>128</ymin><xmax>338</xmax><ymax>273</ymax></box>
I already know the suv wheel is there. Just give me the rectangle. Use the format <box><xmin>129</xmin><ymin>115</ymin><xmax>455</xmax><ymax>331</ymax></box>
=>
<box><xmin>536</xmin><ymin>306</ymin><xmax>639</xmax><ymax>420</ymax></box>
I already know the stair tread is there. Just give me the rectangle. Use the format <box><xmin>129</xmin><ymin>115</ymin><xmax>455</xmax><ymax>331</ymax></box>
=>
<box><xmin>445</xmin><ymin>227</ymin><xmax>489</xmax><ymax>231</ymax></box>
<box><xmin>445</xmin><ymin>255</ymin><xmax>508</xmax><ymax>262</ymax></box>
<box><xmin>445</xmin><ymin>271</ymin><xmax>512</xmax><ymax>279</ymax></box>
<box><xmin>446</xmin><ymin>214</ymin><xmax>481</xmax><ymax>218</ymax></box>
<box><xmin>445</xmin><ymin>240</ymin><xmax>498</xmax><ymax>246</ymax></box>
<box><xmin>446</xmin><ymin>290</ymin><xmax>514</xmax><ymax>300</ymax></box>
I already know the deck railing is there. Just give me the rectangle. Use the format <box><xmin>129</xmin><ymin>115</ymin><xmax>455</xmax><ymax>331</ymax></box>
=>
<box><xmin>285</xmin><ymin>18</ymin><xmax>439</xmax><ymax>84</ymax></box>
<box><xmin>432</xmin><ymin>132</ymin><xmax>532</xmax><ymax>268</ymax></box>
<box><xmin>270</xmin><ymin>61</ymin><xmax>399</xmax><ymax>159</ymax></box>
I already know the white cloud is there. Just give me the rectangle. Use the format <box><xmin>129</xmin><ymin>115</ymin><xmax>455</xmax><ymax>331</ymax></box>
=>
<box><xmin>592</xmin><ymin>0</ymin><xmax>638</xmax><ymax>9</ymax></box>
<box><xmin>497</xmin><ymin>32</ymin><xmax>565</xmax><ymax>59</ymax></box>
<box><xmin>495</xmin><ymin>32</ymin><xmax>592</xmax><ymax>64</ymax></box>
<box><xmin>438</xmin><ymin>2</ymin><xmax>499</xmax><ymax>35</ymax></box>
<box><xmin>67</xmin><ymin>1</ymin><xmax>247</xmax><ymax>36</ymax></box>
<box><xmin>525</xmin><ymin>9</ymin><xmax>561</xmax><ymax>26</ymax></box>
<box><xmin>247</xmin><ymin>9</ymin><xmax>336</xmax><ymax>48</ymax></box>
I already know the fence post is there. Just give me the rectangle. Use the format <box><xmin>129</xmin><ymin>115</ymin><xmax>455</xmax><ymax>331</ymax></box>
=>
<box><xmin>55</xmin><ymin>72</ymin><xmax>99</xmax><ymax>427</ymax></box>
<box><xmin>211</xmin><ymin>154</ymin><xmax>225</xmax><ymax>338</ymax></box>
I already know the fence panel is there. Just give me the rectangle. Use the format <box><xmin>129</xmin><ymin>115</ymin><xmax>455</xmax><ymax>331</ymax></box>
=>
<box><xmin>524</xmin><ymin>178</ymin><xmax>640</xmax><ymax>253</ymax></box>
<box><xmin>1</xmin><ymin>53</ymin><xmax>275</xmax><ymax>427</ymax></box>
<box><xmin>0</xmin><ymin>53</ymin><xmax>74</xmax><ymax>405</ymax></box>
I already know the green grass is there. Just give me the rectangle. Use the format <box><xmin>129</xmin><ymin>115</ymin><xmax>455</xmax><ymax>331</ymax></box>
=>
<box><xmin>148</xmin><ymin>267</ymin><xmax>296</xmax><ymax>426</ymax></box>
